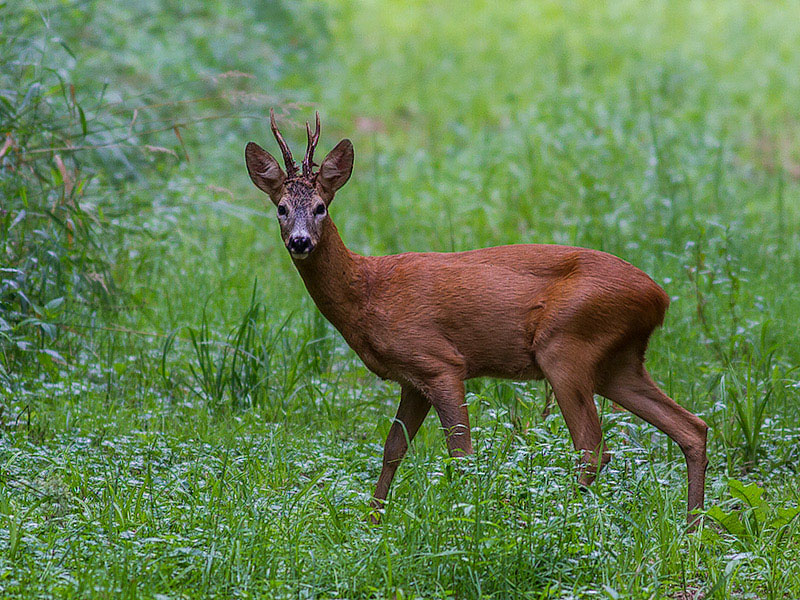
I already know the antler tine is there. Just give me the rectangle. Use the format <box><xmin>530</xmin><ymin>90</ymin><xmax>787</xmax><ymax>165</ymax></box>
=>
<box><xmin>270</xmin><ymin>108</ymin><xmax>298</xmax><ymax>178</ymax></box>
<box><xmin>302</xmin><ymin>111</ymin><xmax>321</xmax><ymax>179</ymax></box>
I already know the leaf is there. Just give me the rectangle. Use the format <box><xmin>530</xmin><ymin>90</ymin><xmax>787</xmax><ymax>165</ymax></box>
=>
<box><xmin>44</xmin><ymin>297</ymin><xmax>65</xmax><ymax>312</ymax></box>
<box><xmin>78</xmin><ymin>104</ymin><xmax>87</xmax><ymax>137</ymax></box>
<box><xmin>8</xmin><ymin>209</ymin><xmax>26</xmax><ymax>231</ymax></box>
<box><xmin>752</xmin><ymin>501</ymin><xmax>770</xmax><ymax>528</ymax></box>
<box><xmin>728</xmin><ymin>479</ymin><xmax>765</xmax><ymax>508</ymax></box>
<box><xmin>700</xmin><ymin>526</ymin><xmax>722</xmax><ymax>545</ymax></box>
<box><xmin>18</xmin><ymin>82</ymin><xmax>42</xmax><ymax>113</ymax></box>
<box><xmin>774</xmin><ymin>506</ymin><xmax>800</xmax><ymax>528</ymax></box>
<box><xmin>39</xmin><ymin>322</ymin><xmax>57</xmax><ymax>340</ymax></box>
<box><xmin>707</xmin><ymin>505</ymin><xmax>746</xmax><ymax>536</ymax></box>
<box><xmin>57</xmin><ymin>38</ymin><xmax>76</xmax><ymax>59</ymax></box>
<box><xmin>0</xmin><ymin>95</ymin><xmax>13</xmax><ymax>117</ymax></box>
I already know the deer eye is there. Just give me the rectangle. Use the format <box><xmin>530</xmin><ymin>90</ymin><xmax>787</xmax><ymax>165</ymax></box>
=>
<box><xmin>314</xmin><ymin>204</ymin><xmax>326</xmax><ymax>216</ymax></box>
<box><xmin>277</xmin><ymin>204</ymin><xmax>287</xmax><ymax>217</ymax></box>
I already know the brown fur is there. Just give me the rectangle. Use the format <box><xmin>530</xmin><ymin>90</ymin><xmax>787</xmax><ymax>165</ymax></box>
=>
<box><xmin>245</xmin><ymin>116</ymin><xmax>709</xmax><ymax>527</ymax></box>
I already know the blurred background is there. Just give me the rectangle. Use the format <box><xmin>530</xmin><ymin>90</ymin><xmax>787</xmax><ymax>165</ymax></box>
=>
<box><xmin>2</xmin><ymin>1</ymin><xmax>799</xmax><ymax>597</ymax></box>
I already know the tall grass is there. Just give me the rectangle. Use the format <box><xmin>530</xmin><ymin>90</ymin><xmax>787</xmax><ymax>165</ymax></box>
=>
<box><xmin>1</xmin><ymin>1</ymin><xmax>799</xmax><ymax>598</ymax></box>
<box><xmin>0</xmin><ymin>1</ymin><xmax>186</xmax><ymax>378</ymax></box>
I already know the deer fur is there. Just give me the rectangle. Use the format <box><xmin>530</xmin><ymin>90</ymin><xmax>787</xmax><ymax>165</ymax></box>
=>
<box><xmin>245</xmin><ymin>111</ymin><xmax>709</xmax><ymax>526</ymax></box>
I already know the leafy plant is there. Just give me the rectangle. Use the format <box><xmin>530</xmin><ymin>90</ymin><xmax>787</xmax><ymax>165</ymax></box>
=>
<box><xmin>706</xmin><ymin>479</ymin><xmax>800</xmax><ymax>541</ymax></box>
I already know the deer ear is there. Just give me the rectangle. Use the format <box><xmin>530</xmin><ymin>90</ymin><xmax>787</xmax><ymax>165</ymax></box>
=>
<box><xmin>317</xmin><ymin>139</ymin><xmax>354</xmax><ymax>202</ymax></box>
<box><xmin>245</xmin><ymin>142</ymin><xmax>286</xmax><ymax>205</ymax></box>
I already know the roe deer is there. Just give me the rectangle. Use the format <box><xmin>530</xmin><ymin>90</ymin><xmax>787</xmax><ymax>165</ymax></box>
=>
<box><xmin>245</xmin><ymin>110</ymin><xmax>708</xmax><ymax>526</ymax></box>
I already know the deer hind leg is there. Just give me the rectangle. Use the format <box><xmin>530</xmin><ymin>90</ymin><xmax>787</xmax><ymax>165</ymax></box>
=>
<box><xmin>423</xmin><ymin>375</ymin><xmax>473</xmax><ymax>457</ymax></box>
<box><xmin>598</xmin><ymin>354</ymin><xmax>708</xmax><ymax>525</ymax></box>
<box><xmin>370</xmin><ymin>385</ymin><xmax>431</xmax><ymax>522</ymax></box>
<box><xmin>539</xmin><ymin>345</ymin><xmax>610</xmax><ymax>487</ymax></box>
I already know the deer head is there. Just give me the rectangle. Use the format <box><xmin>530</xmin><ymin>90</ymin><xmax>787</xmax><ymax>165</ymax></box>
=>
<box><xmin>245</xmin><ymin>109</ymin><xmax>354</xmax><ymax>259</ymax></box>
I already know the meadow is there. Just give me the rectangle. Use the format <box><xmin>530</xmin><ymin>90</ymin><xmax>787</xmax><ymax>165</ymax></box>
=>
<box><xmin>1</xmin><ymin>1</ymin><xmax>799</xmax><ymax>598</ymax></box>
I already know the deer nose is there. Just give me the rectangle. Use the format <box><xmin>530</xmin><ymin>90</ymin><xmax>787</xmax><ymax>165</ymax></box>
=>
<box><xmin>288</xmin><ymin>235</ymin><xmax>313</xmax><ymax>256</ymax></box>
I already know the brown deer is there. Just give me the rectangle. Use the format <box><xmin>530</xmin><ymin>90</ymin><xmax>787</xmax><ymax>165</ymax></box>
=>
<box><xmin>245</xmin><ymin>110</ymin><xmax>708</xmax><ymax>526</ymax></box>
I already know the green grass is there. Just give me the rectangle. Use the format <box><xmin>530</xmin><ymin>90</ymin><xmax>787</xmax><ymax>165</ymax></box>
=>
<box><xmin>2</xmin><ymin>0</ymin><xmax>800</xmax><ymax>598</ymax></box>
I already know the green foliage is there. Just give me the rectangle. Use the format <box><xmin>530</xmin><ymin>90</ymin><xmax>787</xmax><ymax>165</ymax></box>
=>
<box><xmin>702</xmin><ymin>480</ymin><xmax>800</xmax><ymax>599</ymax></box>
<box><xmin>1</xmin><ymin>0</ymin><xmax>800</xmax><ymax>598</ymax></box>
<box><xmin>185</xmin><ymin>283</ymin><xmax>311</xmax><ymax>413</ymax></box>
<box><xmin>706</xmin><ymin>480</ymin><xmax>799</xmax><ymax>541</ymax></box>
<box><xmin>0</xmin><ymin>2</ymin><xmax>106</xmax><ymax>370</ymax></box>
<box><xmin>0</xmin><ymin>1</ymin><xmax>187</xmax><ymax>376</ymax></box>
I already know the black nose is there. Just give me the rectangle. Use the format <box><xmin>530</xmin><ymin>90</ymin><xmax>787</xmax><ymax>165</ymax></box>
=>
<box><xmin>288</xmin><ymin>235</ymin><xmax>313</xmax><ymax>254</ymax></box>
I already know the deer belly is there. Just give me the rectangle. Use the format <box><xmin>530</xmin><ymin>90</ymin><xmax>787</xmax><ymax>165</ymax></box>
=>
<box><xmin>448</xmin><ymin>322</ymin><xmax>541</xmax><ymax>380</ymax></box>
<box><xmin>463</xmin><ymin>342</ymin><xmax>543</xmax><ymax>380</ymax></box>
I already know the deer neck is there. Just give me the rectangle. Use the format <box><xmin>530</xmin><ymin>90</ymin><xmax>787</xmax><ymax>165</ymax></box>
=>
<box><xmin>292</xmin><ymin>218</ymin><xmax>366</xmax><ymax>333</ymax></box>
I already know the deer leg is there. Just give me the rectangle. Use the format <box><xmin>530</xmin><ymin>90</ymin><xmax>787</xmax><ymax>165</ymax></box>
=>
<box><xmin>600</xmin><ymin>363</ymin><xmax>708</xmax><ymax>526</ymax></box>
<box><xmin>538</xmin><ymin>341</ymin><xmax>609</xmax><ymax>486</ymax></box>
<box><xmin>370</xmin><ymin>385</ymin><xmax>431</xmax><ymax>520</ymax></box>
<box><xmin>426</xmin><ymin>376</ymin><xmax>473</xmax><ymax>457</ymax></box>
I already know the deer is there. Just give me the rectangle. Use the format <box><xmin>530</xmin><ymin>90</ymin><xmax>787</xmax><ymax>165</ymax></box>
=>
<box><xmin>244</xmin><ymin>110</ymin><xmax>709</xmax><ymax>527</ymax></box>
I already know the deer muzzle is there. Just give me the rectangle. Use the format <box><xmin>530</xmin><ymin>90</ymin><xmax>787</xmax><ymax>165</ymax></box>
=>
<box><xmin>287</xmin><ymin>234</ymin><xmax>314</xmax><ymax>259</ymax></box>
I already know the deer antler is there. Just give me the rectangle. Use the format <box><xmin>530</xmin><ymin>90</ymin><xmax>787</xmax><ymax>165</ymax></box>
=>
<box><xmin>270</xmin><ymin>108</ymin><xmax>298</xmax><ymax>178</ymax></box>
<box><xmin>302</xmin><ymin>111</ymin><xmax>321</xmax><ymax>179</ymax></box>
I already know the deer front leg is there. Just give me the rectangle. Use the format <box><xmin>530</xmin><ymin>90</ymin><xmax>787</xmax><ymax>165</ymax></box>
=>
<box><xmin>370</xmin><ymin>385</ymin><xmax>430</xmax><ymax>522</ymax></box>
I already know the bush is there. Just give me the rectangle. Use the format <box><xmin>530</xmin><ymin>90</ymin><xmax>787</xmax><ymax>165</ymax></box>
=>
<box><xmin>0</xmin><ymin>2</ymin><xmax>178</xmax><ymax>376</ymax></box>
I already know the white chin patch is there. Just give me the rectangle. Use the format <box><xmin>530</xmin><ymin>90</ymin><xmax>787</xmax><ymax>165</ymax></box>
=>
<box><xmin>290</xmin><ymin>251</ymin><xmax>310</xmax><ymax>260</ymax></box>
